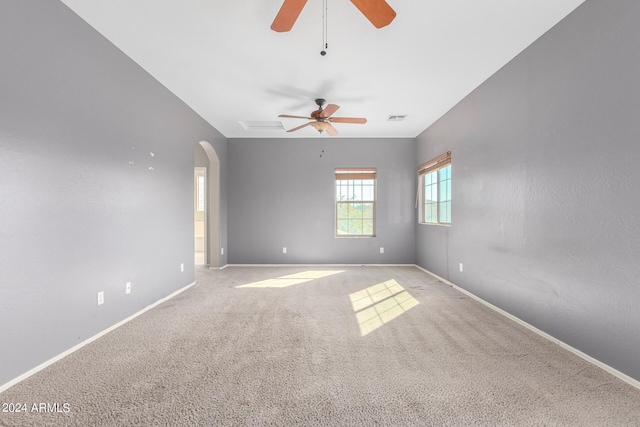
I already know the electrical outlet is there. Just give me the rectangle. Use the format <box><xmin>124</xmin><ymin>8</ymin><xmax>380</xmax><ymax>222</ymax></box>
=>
<box><xmin>459</xmin><ymin>263</ymin><xmax>463</xmax><ymax>272</ymax></box>
<box><xmin>180</xmin><ymin>263</ymin><xmax>184</xmax><ymax>272</ymax></box>
<box><xmin>125</xmin><ymin>282</ymin><xmax>131</xmax><ymax>295</ymax></box>
<box><xmin>282</xmin><ymin>247</ymin><xmax>287</xmax><ymax>254</ymax></box>
<box><xmin>97</xmin><ymin>291</ymin><xmax>104</xmax><ymax>306</ymax></box>
<box><xmin>380</xmin><ymin>247</ymin><xmax>384</xmax><ymax>254</ymax></box>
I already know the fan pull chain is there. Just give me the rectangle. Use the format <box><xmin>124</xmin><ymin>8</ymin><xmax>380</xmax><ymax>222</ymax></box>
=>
<box><xmin>321</xmin><ymin>0</ymin><xmax>328</xmax><ymax>55</ymax></box>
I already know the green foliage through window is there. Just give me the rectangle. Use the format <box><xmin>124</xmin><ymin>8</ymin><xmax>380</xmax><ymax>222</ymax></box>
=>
<box><xmin>335</xmin><ymin>171</ymin><xmax>376</xmax><ymax>237</ymax></box>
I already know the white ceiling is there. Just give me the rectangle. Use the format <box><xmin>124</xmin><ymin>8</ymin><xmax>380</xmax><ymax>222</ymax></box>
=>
<box><xmin>60</xmin><ymin>0</ymin><xmax>585</xmax><ymax>139</ymax></box>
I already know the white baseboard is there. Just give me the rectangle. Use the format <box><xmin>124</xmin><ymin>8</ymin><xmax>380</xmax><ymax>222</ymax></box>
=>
<box><xmin>224</xmin><ymin>263</ymin><xmax>416</xmax><ymax>268</ymax></box>
<box><xmin>0</xmin><ymin>281</ymin><xmax>196</xmax><ymax>394</ymax></box>
<box><xmin>413</xmin><ymin>265</ymin><xmax>640</xmax><ymax>391</ymax></box>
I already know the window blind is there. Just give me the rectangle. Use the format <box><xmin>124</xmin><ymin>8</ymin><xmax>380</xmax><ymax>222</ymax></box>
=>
<box><xmin>418</xmin><ymin>151</ymin><xmax>451</xmax><ymax>176</ymax></box>
<box><xmin>335</xmin><ymin>168</ymin><xmax>377</xmax><ymax>180</ymax></box>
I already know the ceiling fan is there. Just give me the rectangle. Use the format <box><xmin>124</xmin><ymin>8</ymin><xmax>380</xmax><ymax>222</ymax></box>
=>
<box><xmin>279</xmin><ymin>99</ymin><xmax>367</xmax><ymax>136</ymax></box>
<box><xmin>271</xmin><ymin>0</ymin><xmax>396</xmax><ymax>32</ymax></box>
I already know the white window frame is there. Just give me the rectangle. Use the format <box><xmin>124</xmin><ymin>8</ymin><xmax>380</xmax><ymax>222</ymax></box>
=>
<box><xmin>418</xmin><ymin>152</ymin><xmax>451</xmax><ymax>225</ymax></box>
<box><xmin>335</xmin><ymin>168</ymin><xmax>377</xmax><ymax>237</ymax></box>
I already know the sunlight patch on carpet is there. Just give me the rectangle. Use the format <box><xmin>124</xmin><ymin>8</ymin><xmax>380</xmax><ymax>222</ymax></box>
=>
<box><xmin>349</xmin><ymin>279</ymin><xmax>419</xmax><ymax>336</ymax></box>
<box><xmin>235</xmin><ymin>270</ymin><xmax>345</xmax><ymax>288</ymax></box>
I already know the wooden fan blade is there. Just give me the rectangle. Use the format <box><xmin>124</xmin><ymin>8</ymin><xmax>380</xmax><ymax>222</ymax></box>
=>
<box><xmin>320</xmin><ymin>104</ymin><xmax>340</xmax><ymax>118</ymax></box>
<box><xmin>326</xmin><ymin>123</ymin><xmax>339</xmax><ymax>136</ymax></box>
<box><xmin>330</xmin><ymin>117</ymin><xmax>367</xmax><ymax>124</ymax></box>
<box><xmin>286</xmin><ymin>122</ymin><xmax>313</xmax><ymax>132</ymax></box>
<box><xmin>350</xmin><ymin>0</ymin><xmax>396</xmax><ymax>29</ymax></box>
<box><xmin>271</xmin><ymin>0</ymin><xmax>307</xmax><ymax>32</ymax></box>
<box><xmin>279</xmin><ymin>114</ymin><xmax>314</xmax><ymax>119</ymax></box>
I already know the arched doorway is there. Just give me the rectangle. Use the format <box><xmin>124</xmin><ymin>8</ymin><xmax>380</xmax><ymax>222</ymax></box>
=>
<box><xmin>194</xmin><ymin>141</ymin><xmax>220</xmax><ymax>268</ymax></box>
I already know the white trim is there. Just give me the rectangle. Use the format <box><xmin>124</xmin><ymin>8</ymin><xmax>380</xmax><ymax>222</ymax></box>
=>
<box><xmin>0</xmin><ymin>281</ymin><xmax>196</xmax><ymax>394</ymax></box>
<box><xmin>413</xmin><ymin>265</ymin><xmax>640</xmax><ymax>391</ymax></box>
<box><xmin>224</xmin><ymin>264</ymin><xmax>416</xmax><ymax>268</ymax></box>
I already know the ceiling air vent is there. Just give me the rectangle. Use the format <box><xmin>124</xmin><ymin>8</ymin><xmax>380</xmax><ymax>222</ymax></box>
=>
<box><xmin>387</xmin><ymin>115</ymin><xmax>407</xmax><ymax>121</ymax></box>
<box><xmin>239</xmin><ymin>121</ymin><xmax>284</xmax><ymax>131</ymax></box>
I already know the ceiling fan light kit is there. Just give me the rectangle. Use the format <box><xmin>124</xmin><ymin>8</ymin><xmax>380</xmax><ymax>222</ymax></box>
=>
<box><xmin>311</xmin><ymin>121</ymin><xmax>331</xmax><ymax>132</ymax></box>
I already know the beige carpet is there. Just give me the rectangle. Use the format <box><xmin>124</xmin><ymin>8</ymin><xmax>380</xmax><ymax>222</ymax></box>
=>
<box><xmin>1</xmin><ymin>266</ymin><xmax>639</xmax><ymax>426</ymax></box>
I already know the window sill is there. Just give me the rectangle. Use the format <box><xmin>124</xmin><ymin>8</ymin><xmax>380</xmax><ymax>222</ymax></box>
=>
<box><xmin>419</xmin><ymin>222</ymin><xmax>451</xmax><ymax>227</ymax></box>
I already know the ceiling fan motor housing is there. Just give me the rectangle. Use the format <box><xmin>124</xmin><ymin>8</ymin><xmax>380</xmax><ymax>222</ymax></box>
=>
<box><xmin>310</xmin><ymin>99</ymin><xmax>327</xmax><ymax>118</ymax></box>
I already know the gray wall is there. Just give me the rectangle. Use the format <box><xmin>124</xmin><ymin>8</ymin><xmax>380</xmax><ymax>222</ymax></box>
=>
<box><xmin>416</xmin><ymin>0</ymin><xmax>640</xmax><ymax>381</ymax></box>
<box><xmin>228</xmin><ymin>138</ymin><xmax>416</xmax><ymax>264</ymax></box>
<box><xmin>0</xmin><ymin>1</ymin><xmax>227</xmax><ymax>386</ymax></box>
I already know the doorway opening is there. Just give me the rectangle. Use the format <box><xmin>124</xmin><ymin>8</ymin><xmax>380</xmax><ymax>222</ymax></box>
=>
<box><xmin>194</xmin><ymin>167</ymin><xmax>207</xmax><ymax>265</ymax></box>
<box><xmin>195</xmin><ymin>141</ymin><xmax>221</xmax><ymax>268</ymax></box>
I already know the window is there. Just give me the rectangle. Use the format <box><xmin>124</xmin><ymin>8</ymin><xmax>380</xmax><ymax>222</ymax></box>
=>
<box><xmin>196</xmin><ymin>174</ymin><xmax>205</xmax><ymax>212</ymax></box>
<box><xmin>419</xmin><ymin>152</ymin><xmax>451</xmax><ymax>224</ymax></box>
<box><xmin>335</xmin><ymin>168</ymin><xmax>376</xmax><ymax>237</ymax></box>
